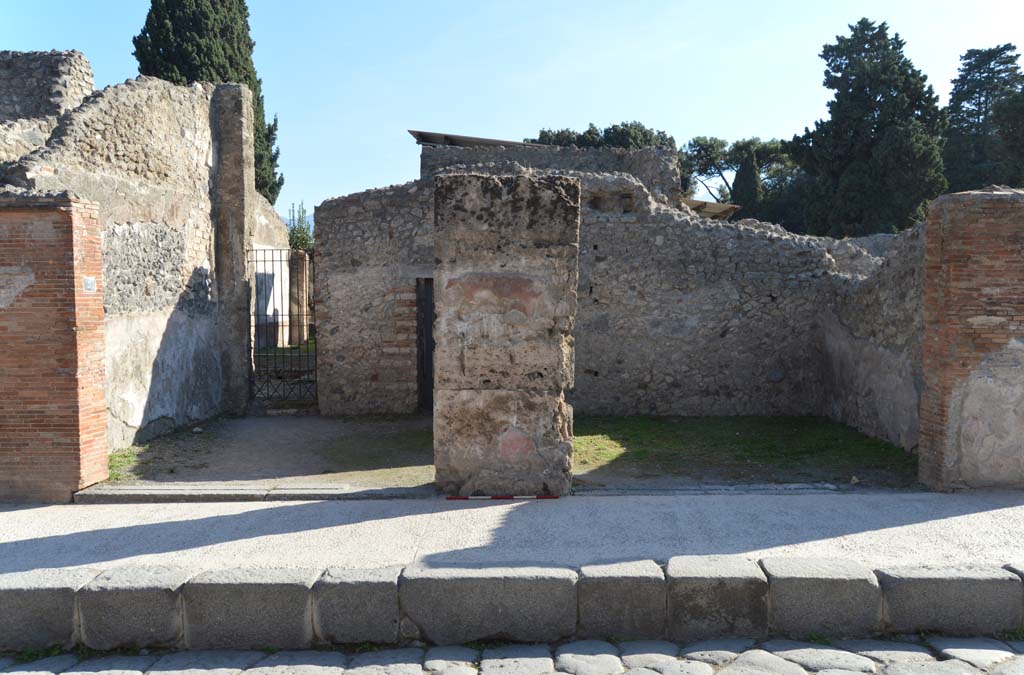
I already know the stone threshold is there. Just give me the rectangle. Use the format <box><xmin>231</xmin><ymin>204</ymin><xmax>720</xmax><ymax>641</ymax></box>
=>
<box><xmin>73</xmin><ymin>483</ymin><xmax>438</xmax><ymax>503</ymax></box>
<box><xmin>2</xmin><ymin>557</ymin><xmax>1022</xmax><ymax>652</ymax></box>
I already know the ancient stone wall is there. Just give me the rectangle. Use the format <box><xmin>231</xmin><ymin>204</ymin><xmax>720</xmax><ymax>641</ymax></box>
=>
<box><xmin>919</xmin><ymin>188</ymin><xmax>1024</xmax><ymax>488</ymax></box>
<box><xmin>315</xmin><ymin>181</ymin><xmax>434</xmax><ymax>415</ymax></box>
<box><xmin>421</xmin><ymin>144</ymin><xmax>684</xmax><ymax>206</ymax></box>
<box><xmin>1</xmin><ymin>72</ymin><xmax>281</xmax><ymax>449</ymax></box>
<box><xmin>0</xmin><ymin>193</ymin><xmax>107</xmax><ymax>503</ymax></box>
<box><xmin>0</xmin><ymin>51</ymin><xmax>93</xmax><ymax>163</ymax></box>
<box><xmin>432</xmin><ymin>174</ymin><xmax>580</xmax><ymax>496</ymax></box>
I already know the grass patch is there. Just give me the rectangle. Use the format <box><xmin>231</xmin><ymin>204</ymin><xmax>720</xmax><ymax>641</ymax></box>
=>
<box><xmin>574</xmin><ymin>415</ymin><xmax>917</xmax><ymax>487</ymax></box>
<box><xmin>107</xmin><ymin>446</ymin><xmax>144</xmax><ymax>482</ymax></box>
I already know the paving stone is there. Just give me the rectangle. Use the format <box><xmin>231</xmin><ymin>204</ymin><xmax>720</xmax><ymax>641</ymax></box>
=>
<box><xmin>992</xmin><ymin>657</ymin><xmax>1024</xmax><ymax>675</ymax></box>
<box><xmin>818</xmin><ymin>671</ymin><xmax>874</xmax><ymax>675</ymax></box>
<box><xmin>147</xmin><ymin>651</ymin><xmax>265</xmax><ymax>675</ymax></box>
<box><xmin>715</xmin><ymin>649</ymin><xmax>806</xmax><ymax>675</ymax></box>
<box><xmin>425</xmin><ymin>647</ymin><xmax>480</xmax><ymax>673</ymax></box>
<box><xmin>761</xmin><ymin>640</ymin><xmax>876</xmax><ymax>673</ymax></box>
<box><xmin>876</xmin><ymin>565</ymin><xmax>1023</xmax><ymax>634</ymax></box>
<box><xmin>678</xmin><ymin>639</ymin><xmax>755</xmax><ymax>665</ymax></box>
<box><xmin>926</xmin><ymin>637</ymin><xmax>1015</xmax><ymax>670</ymax></box>
<box><xmin>554</xmin><ymin>641</ymin><xmax>623</xmax><ymax>675</ymax></box>
<box><xmin>0</xmin><ymin>568</ymin><xmax>99</xmax><ymax>650</ymax></box>
<box><xmin>346</xmin><ymin>649</ymin><xmax>425</xmax><ymax>675</ymax></box>
<box><xmin>2</xmin><ymin>655</ymin><xmax>80</xmax><ymax>675</ymax></box>
<box><xmin>578</xmin><ymin>561</ymin><xmax>665</xmax><ymax>640</ymax></box>
<box><xmin>1010</xmin><ymin>643</ymin><xmax>1024</xmax><ymax>654</ymax></box>
<box><xmin>183</xmin><ymin>567</ymin><xmax>319</xmax><ymax>649</ymax></box>
<box><xmin>882</xmin><ymin>661</ymin><xmax>981</xmax><ymax>675</ymax></box>
<box><xmin>0</xmin><ymin>660</ymin><xmax>16</xmax><ymax>672</ymax></box>
<box><xmin>665</xmin><ymin>556</ymin><xmax>767</xmax><ymax>641</ymax></box>
<box><xmin>479</xmin><ymin>645</ymin><xmax>553</xmax><ymax>675</ymax></box>
<box><xmin>314</xmin><ymin>567</ymin><xmax>400</xmax><ymax>644</ymax></box>
<box><xmin>834</xmin><ymin>640</ymin><xmax>935</xmax><ymax>665</ymax></box>
<box><xmin>627</xmin><ymin>663</ymin><xmax>710</xmax><ymax>675</ymax></box>
<box><xmin>761</xmin><ymin>557</ymin><xmax>882</xmax><ymax>637</ymax></box>
<box><xmin>245</xmin><ymin>651</ymin><xmax>348</xmax><ymax>675</ymax></box>
<box><xmin>400</xmin><ymin>565</ymin><xmax>577</xmax><ymax>644</ymax></box>
<box><xmin>63</xmin><ymin>656</ymin><xmax>158</xmax><ymax>675</ymax></box>
<box><xmin>78</xmin><ymin>565</ymin><xmax>192</xmax><ymax>650</ymax></box>
<box><xmin>618</xmin><ymin>642</ymin><xmax>679</xmax><ymax>669</ymax></box>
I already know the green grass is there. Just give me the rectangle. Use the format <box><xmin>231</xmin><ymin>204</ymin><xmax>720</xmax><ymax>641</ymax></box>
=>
<box><xmin>107</xmin><ymin>446</ymin><xmax>144</xmax><ymax>482</ymax></box>
<box><xmin>573</xmin><ymin>415</ymin><xmax>918</xmax><ymax>486</ymax></box>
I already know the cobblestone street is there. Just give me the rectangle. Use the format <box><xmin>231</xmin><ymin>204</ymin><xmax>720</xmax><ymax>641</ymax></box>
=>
<box><xmin>5</xmin><ymin>638</ymin><xmax>1024</xmax><ymax>675</ymax></box>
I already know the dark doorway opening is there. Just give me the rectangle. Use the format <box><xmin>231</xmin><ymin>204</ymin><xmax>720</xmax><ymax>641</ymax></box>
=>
<box><xmin>415</xmin><ymin>278</ymin><xmax>435</xmax><ymax>413</ymax></box>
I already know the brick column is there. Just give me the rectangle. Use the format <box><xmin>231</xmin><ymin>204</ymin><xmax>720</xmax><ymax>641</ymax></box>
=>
<box><xmin>920</xmin><ymin>187</ymin><xmax>1024</xmax><ymax>488</ymax></box>
<box><xmin>0</xmin><ymin>193</ymin><xmax>107</xmax><ymax>502</ymax></box>
<box><xmin>433</xmin><ymin>174</ymin><xmax>581</xmax><ymax>496</ymax></box>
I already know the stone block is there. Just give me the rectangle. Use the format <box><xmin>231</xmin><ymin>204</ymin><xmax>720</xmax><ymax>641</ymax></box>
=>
<box><xmin>78</xmin><ymin>565</ymin><xmax>192</xmax><ymax>650</ymax></box>
<box><xmin>665</xmin><ymin>555</ymin><xmax>767</xmax><ymax>642</ymax></box>
<box><xmin>313</xmin><ymin>566</ymin><xmax>400</xmax><ymax>644</ymax></box>
<box><xmin>761</xmin><ymin>557</ymin><xmax>882</xmax><ymax>637</ymax></box>
<box><xmin>182</xmin><ymin>567</ymin><xmax>319</xmax><ymax>649</ymax></box>
<box><xmin>433</xmin><ymin>389</ymin><xmax>573</xmax><ymax>496</ymax></box>
<box><xmin>578</xmin><ymin>560</ymin><xmax>666</xmax><ymax>639</ymax></box>
<box><xmin>433</xmin><ymin>335</ymin><xmax>575</xmax><ymax>392</ymax></box>
<box><xmin>876</xmin><ymin>564</ymin><xmax>1023</xmax><ymax>634</ymax></box>
<box><xmin>399</xmin><ymin>564</ymin><xmax>578</xmax><ymax>644</ymax></box>
<box><xmin>0</xmin><ymin>568</ymin><xmax>99</xmax><ymax>651</ymax></box>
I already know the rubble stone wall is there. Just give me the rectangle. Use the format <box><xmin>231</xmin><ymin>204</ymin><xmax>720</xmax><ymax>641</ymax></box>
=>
<box><xmin>919</xmin><ymin>188</ymin><xmax>1024</xmax><ymax>488</ymax></box>
<box><xmin>432</xmin><ymin>174</ymin><xmax>580</xmax><ymax>496</ymax></box>
<box><xmin>2</xmin><ymin>72</ymin><xmax>284</xmax><ymax>449</ymax></box>
<box><xmin>315</xmin><ymin>169</ymin><xmax>924</xmax><ymax>450</ymax></box>
<box><xmin>421</xmin><ymin>144</ymin><xmax>684</xmax><ymax>206</ymax></box>
<box><xmin>0</xmin><ymin>51</ymin><xmax>94</xmax><ymax>163</ymax></box>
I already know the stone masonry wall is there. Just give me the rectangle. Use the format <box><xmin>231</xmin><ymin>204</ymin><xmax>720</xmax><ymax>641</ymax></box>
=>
<box><xmin>421</xmin><ymin>144</ymin><xmax>684</xmax><ymax>207</ymax></box>
<box><xmin>316</xmin><ymin>163</ymin><xmax>924</xmax><ymax>450</ymax></box>
<box><xmin>432</xmin><ymin>174</ymin><xmax>580</xmax><ymax>496</ymax></box>
<box><xmin>0</xmin><ymin>193</ymin><xmax>107</xmax><ymax>503</ymax></box>
<box><xmin>919</xmin><ymin>188</ymin><xmax>1024</xmax><ymax>488</ymax></box>
<box><xmin>2</xmin><ymin>73</ymin><xmax>277</xmax><ymax>449</ymax></box>
<box><xmin>0</xmin><ymin>51</ymin><xmax>93</xmax><ymax>163</ymax></box>
<box><xmin>315</xmin><ymin>181</ymin><xmax>434</xmax><ymax>415</ymax></box>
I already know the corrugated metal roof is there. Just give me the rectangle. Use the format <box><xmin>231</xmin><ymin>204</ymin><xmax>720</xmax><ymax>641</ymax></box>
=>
<box><xmin>408</xmin><ymin>129</ymin><xmax>542</xmax><ymax>148</ymax></box>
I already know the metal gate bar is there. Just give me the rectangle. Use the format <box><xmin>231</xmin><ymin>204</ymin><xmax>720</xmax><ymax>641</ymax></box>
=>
<box><xmin>250</xmin><ymin>248</ymin><xmax>316</xmax><ymax>402</ymax></box>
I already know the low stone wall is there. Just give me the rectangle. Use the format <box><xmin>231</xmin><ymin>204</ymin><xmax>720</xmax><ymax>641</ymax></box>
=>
<box><xmin>2</xmin><ymin>557</ymin><xmax>1021</xmax><ymax>650</ymax></box>
<box><xmin>920</xmin><ymin>188</ymin><xmax>1024</xmax><ymax>488</ymax></box>
<box><xmin>0</xmin><ymin>193</ymin><xmax>107</xmax><ymax>503</ymax></box>
<box><xmin>432</xmin><ymin>174</ymin><xmax>580</xmax><ymax>496</ymax></box>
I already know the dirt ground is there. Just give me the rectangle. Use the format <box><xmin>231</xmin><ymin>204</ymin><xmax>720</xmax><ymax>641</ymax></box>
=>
<box><xmin>105</xmin><ymin>414</ymin><xmax>919</xmax><ymax>493</ymax></box>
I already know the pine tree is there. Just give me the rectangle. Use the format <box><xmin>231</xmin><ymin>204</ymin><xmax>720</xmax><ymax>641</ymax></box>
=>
<box><xmin>133</xmin><ymin>0</ymin><xmax>284</xmax><ymax>204</ymax></box>
<box><xmin>731</xmin><ymin>148</ymin><xmax>763</xmax><ymax>216</ymax></box>
<box><xmin>944</xmin><ymin>44</ymin><xmax>1024</xmax><ymax>191</ymax></box>
<box><xmin>787</xmin><ymin>19</ymin><xmax>947</xmax><ymax>235</ymax></box>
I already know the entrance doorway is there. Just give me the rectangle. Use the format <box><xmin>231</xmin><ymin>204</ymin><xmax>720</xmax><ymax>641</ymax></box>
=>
<box><xmin>415</xmin><ymin>278</ymin><xmax>435</xmax><ymax>412</ymax></box>
<box><xmin>250</xmin><ymin>248</ymin><xmax>317</xmax><ymax>403</ymax></box>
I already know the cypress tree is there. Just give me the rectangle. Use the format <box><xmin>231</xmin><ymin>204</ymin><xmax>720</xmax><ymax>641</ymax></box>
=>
<box><xmin>787</xmin><ymin>19</ymin><xmax>947</xmax><ymax>235</ymax></box>
<box><xmin>731</xmin><ymin>148</ymin><xmax>763</xmax><ymax>216</ymax></box>
<box><xmin>133</xmin><ymin>0</ymin><xmax>284</xmax><ymax>204</ymax></box>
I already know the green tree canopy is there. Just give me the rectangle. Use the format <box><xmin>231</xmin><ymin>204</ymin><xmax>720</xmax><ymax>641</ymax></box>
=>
<box><xmin>944</xmin><ymin>44</ymin><xmax>1024</xmax><ymax>191</ymax></box>
<box><xmin>527</xmin><ymin>121</ymin><xmax>676</xmax><ymax>150</ymax></box>
<box><xmin>994</xmin><ymin>90</ymin><xmax>1024</xmax><ymax>185</ymax></box>
<box><xmin>787</xmin><ymin>18</ymin><xmax>947</xmax><ymax>235</ymax></box>
<box><xmin>133</xmin><ymin>0</ymin><xmax>284</xmax><ymax>204</ymax></box>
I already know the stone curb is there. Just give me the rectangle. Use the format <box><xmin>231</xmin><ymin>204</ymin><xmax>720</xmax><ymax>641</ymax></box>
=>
<box><xmin>1</xmin><ymin>559</ymin><xmax>1021</xmax><ymax>652</ymax></box>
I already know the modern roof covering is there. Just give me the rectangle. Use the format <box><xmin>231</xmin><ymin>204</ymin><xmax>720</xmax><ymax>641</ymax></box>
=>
<box><xmin>682</xmin><ymin>198</ymin><xmax>742</xmax><ymax>220</ymax></box>
<box><xmin>408</xmin><ymin>129</ymin><xmax>542</xmax><ymax>148</ymax></box>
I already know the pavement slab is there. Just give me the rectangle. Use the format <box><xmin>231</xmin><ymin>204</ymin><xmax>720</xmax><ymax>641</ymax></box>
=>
<box><xmin>716</xmin><ymin>650</ymin><xmax>806</xmax><ymax>675</ymax></box>
<box><xmin>63</xmin><ymin>656</ymin><xmax>158</xmax><ymax>675</ymax></box>
<box><xmin>424</xmin><ymin>647</ymin><xmax>479</xmax><ymax>674</ymax></box>
<box><xmin>6</xmin><ymin>491</ymin><xmax>1024</xmax><ymax>573</ymax></box>
<box><xmin>479</xmin><ymin>646</ymin><xmax>553</xmax><ymax>675</ymax></box>
<box><xmin>992</xmin><ymin>657</ymin><xmax>1024</xmax><ymax>675</ymax></box>
<box><xmin>761</xmin><ymin>640</ymin><xmax>877</xmax><ymax>672</ymax></box>
<box><xmin>679</xmin><ymin>639</ymin><xmax>755</xmax><ymax>665</ymax></box>
<box><xmin>925</xmin><ymin>637</ymin><xmax>1016</xmax><ymax>670</ymax></box>
<box><xmin>834</xmin><ymin>640</ymin><xmax>935</xmax><ymax>665</ymax></box>
<box><xmin>554</xmin><ymin>642</ymin><xmax>623</xmax><ymax>675</ymax></box>
<box><xmin>882</xmin><ymin>661</ymin><xmax>981</xmax><ymax>674</ymax></box>
<box><xmin>245</xmin><ymin>652</ymin><xmax>347</xmax><ymax>675</ymax></box>
<box><xmin>346</xmin><ymin>650</ymin><xmax>424</xmax><ymax>675</ymax></box>
<box><xmin>618</xmin><ymin>642</ymin><xmax>678</xmax><ymax>669</ymax></box>
<box><xmin>147</xmin><ymin>652</ymin><xmax>265</xmax><ymax>675</ymax></box>
<box><xmin>2</xmin><ymin>656</ymin><xmax>80</xmax><ymax>675</ymax></box>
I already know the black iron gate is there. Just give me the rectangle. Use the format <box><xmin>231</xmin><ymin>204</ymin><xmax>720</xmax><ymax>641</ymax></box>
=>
<box><xmin>250</xmin><ymin>248</ymin><xmax>316</xmax><ymax>402</ymax></box>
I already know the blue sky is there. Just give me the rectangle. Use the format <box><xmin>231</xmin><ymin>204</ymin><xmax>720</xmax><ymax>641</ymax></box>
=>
<box><xmin>2</xmin><ymin>1</ymin><xmax>1022</xmax><ymax>216</ymax></box>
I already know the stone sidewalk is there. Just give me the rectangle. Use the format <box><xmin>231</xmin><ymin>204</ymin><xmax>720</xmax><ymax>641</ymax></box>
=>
<box><xmin>5</xmin><ymin>492</ymin><xmax>1024</xmax><ymax>573</ymax></box>
<box><xmin>5</xmin><ymin>638</ymin><xmax>1024</xmax><ymax>675</ymax></box>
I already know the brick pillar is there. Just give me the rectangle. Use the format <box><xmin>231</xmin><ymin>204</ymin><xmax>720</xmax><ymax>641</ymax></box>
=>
<box><xmin>0</xmin><ymin>193</ymin><xmax>107</xmax><ymax>502</ymax></box>
<box><xmin>433</xmin><ymin>174</ymin><xmax>581</xmax><ymax>496</ymax></box>
<box><xmin>288</xmin><ymin>250</ymin><xmax>309</xmax><ymax>346</ymax></box>
<box><xmin>920</xmin><ymin>187</ymin><xmax>1024</xmax><ymax>488</ymax></box>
